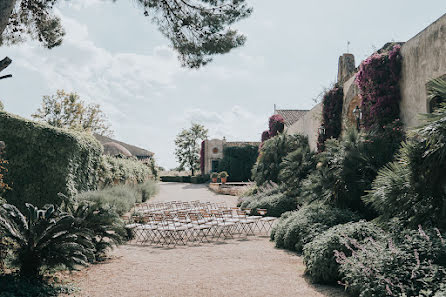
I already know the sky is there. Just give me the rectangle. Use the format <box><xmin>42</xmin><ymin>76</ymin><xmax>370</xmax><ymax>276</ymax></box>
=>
<box><xmin>1</xmin><ymin>1</ymin><xmax>445</xmax><ymax>169</ymax></box>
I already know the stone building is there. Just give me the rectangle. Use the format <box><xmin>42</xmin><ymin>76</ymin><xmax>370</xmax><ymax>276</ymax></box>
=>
<box><xmin>201</xmin><ymin>138</ymin><xmax>260</xmax><ymax>174</ymax></box>
<box><xmin>287</xmin><ymin>13</ymin><xmax>446</xmax><ymax>150</ymax></box>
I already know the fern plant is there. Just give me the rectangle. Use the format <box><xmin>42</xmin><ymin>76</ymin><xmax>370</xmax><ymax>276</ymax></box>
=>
<box><xmin>0</xmin><ymin>203</ymin><xmax>94</xmax><ymax>278</ymax></box>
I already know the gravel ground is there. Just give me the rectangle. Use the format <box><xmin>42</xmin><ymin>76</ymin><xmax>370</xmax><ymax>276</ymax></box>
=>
<box><xmin>64</xmin><ymin>182</ymin><xmax>348</xmax><ymax>297</ymax></box>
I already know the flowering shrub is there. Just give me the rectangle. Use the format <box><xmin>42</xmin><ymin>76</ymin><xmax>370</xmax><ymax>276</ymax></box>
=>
<box><xmin>317</xmin><ymin>86</ymin><xmax>344</xmax><ymax>152</ymax></box>
<box><xmin>335</xmin><ymin>226</ymin><xmax>446</xmax><ymax>297</ymax></box>
<box><xmin>271</xmin><ymin>203</ymin><xmax>360</xmax><ymax>252</ymax></box>
<box><xmin>269</xmin><ymin>114</ymin><xmax>285</xmax><ymax>137</ymax></box>
<box><xmin>355</xmin><ymin>44</ymin><xmax>402</xmax><ymax>130</ymax></box>
<box><xmin>302</xmin><ymin>221</ymin><xmax>384</xmax><ymax>284</ymax></box>
<box><xmin>0</xmin><ymin>154</ymin><xmax>9</xmax><ymax>196</ymax></box>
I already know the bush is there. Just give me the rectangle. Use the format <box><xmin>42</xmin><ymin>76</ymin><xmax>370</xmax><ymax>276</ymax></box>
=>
<box><xmin>218</xmin><ymin>145</ymin><xmax>258</xmax><ymax>181</ymax></box>
<box><xmin>135</xmin><ymin>180</ymin><xmax>159</xmax><ymax>202</ymax></box>
<box><xmin>240</xmin><ymin>183</ymin><xmax>297</xmax><ymax>217</ymax></box>
<box><xmin>98</xmin><ymin>155</ymin><xmax>152</xmax><ymax>188</ymax></box>
<box><xmin>160</xmin><ymin>176</ymin><xmax>184</xmax><ymax>182</ymax></box>
<box><xmin>77</xmin><ymin>181</ymin><xmax>158</xmax><ymax>215</ymax></box>
<box><xmin>336</xmin><ymin>227</ymin><xmax>446</xmax><ymax>297</ymax></box>
<box><xmin>0</xmin><ymin>275</ymin><xmax>75</xmax><ymax>297</ymax></box>
<box><xmin>364</xmin><ymin>104</ymin><xmax>446</xmax><ymax>230</ymax></box>
<box><xmin>302</xmin><ymin>221</ymin><xmax>384</xmax><ymax>284</ymax></box>
<box><xmin>191</xmin><ymin>175</ymin><xmax>209</xmax><ymax>184</ymax></box>
<box><xmin>77</xmin><ymin>185</ymin><xmax>139</xmax><ymax>215</ymax></box>
<box><xmin>0</xmin><ymin>203</ymin><xmax>94</xmax><ymax>278</ymax></box>
<box><xmin>271</xmin><ymin>204</ymin><xmax>360</xmax><ymax>252</ymax></box>
<box><xmin>252</xmin><ymin>134</ymin><xmax>308</xmax><ymax>186</ymax></box>
<box><xmin>0</xmin><ymin>111</ymin><xmax>102</xmax><ymax>209</ymax></box>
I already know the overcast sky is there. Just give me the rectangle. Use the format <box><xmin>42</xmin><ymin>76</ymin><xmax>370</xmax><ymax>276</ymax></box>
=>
<box><xmin>1</xmin><ymin>1</ymin><xmax>445</xmax><ymax>169</ymax></box>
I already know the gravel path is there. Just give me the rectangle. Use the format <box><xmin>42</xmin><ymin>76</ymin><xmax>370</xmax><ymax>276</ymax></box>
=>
<box><xmin>65</xmin><ymin>182</ymin><xmax>348</xmax><ymax>297</ymax></box>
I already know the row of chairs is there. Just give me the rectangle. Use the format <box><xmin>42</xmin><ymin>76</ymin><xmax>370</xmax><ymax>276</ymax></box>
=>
<box><xmin>123</xmin><ymin>204</ymin><xmax>276</xmax><ymax>247</ymax></box>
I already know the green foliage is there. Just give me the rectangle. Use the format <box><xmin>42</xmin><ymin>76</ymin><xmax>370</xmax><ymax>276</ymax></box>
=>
<box><xmin>99</xmin><ymin>155</ymin><xmax>152</xmax><ymax>188</ymax></box>
<box><xmin>61</xmin><ymin>197</ymin><xmax>126</xmax><ymax>261</ymax></box>
<box><xmin>2</xmin><ymin>0</ymin><xmax>252</xmax><ymax>68</ymax></box>
<box><xmin>174</xmin><ymin>123</ymin><xmax>208</xmax><ymax>176</ymax></box>
<box><xmin>31</xmin><ymin>90</ymin><xmax>113</xmax><ymax>136</ymax></box>
<box><xmin>0</xmin><ymin>203</ymin><xmax>94</xmax><ymax>278</ymax></box>
<box><xmin>77</xmin><ymin>185</ymin><xmax>138</xmax><ymax>216</ymax></box>
<box><xmin>0</xmin><ymin>100</ymin><xmax>3</xmax><ymax>111</ymax></box>
<box><xmin>271</xmin><ymin>204</ymin><xmax>360</xmax><ymax>252</ymax></box>
<box><xmin>160</xmin><ymin>175</ymin><xmax>209</xmax><ymax>183</ymax></box>
<box><xmin>302</xmin><ymin>221</ymin><xmax>384</xmax><ymax>284</ymax></box>
<box><xmin>135</xmin><ymin>180</ymin><xmax>159</xmax><ymax>202</ymax></box>
<box><xmin>240</xmin><ymin>182</ymin><xmax>297</xmax><ymax>217</ymax></box>
<box><xmin>336</xmin><ymin>227</ymin><xmax>446</xmax><ymax>297</ymax></box>
<box><xmin>190</xmin><ymin>175</ymin><xmax>209</xmax><ymax>184</ymax></box>
<box><xmin>278</xmin><ymin>137</ymin><xmax>315</xmax><ymax>196</ymax></box>
<box><xmin>0</xmin><ymin>274</ymin><xmax>76</xmax><ymax>297</ymax></box>
<box><xmin>252</xmin><ymin>134</ymin><xmax>308</xmax><ymax>186</ymax></box>
<box><xmin>301</xmin><ymin>128</ymin><xmax>399</xmax><ymax>216</ymax></box>
<box><xmin>364</xmin><ymin>104</ymin><xmax>446</xmax><ymax>230</ymax></box>
<box><xmin>218</xmin><ymin>145</ymin><xmax>258</xmax><ymax>182</ymax></box>
<box><xmin>0</xmin><ymin>111</ymin><xmax>102</xmax><ymax>209</ymax></box>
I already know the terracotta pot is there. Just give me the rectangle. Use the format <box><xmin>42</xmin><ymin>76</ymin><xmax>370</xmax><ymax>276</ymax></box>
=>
<box><xmin>221</xmin><ymin>177</ymin><xmax>227</xmax><ymax>184</ymax></box>
<box><xmin>212</xmin><ymin>177</ymin><xmax>218</xmax><ymax>183</ymax></box>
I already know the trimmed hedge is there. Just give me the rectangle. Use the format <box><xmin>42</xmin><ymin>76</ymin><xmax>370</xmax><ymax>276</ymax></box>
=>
<box><xmin>0</xmin><ymin>111</ymin><xmax>102</xmax><ymax>209</ymax></box>
<box><xmin>160</xmin><ymin>175</ymin><xmax>209</xmax><ymax>184</ymax></box>
<box><xmin>302</xmin><ymin>221</ymin><xmax>384</xmax><ymax>284</ymax></box>
<box><xmin>218</xmin><ymin>145</ymin><xmax>258</xmax><ymax>182</ymax></box>
<box><xmin>271</xmin><ymin>204</ymin><xmax>360</xmax><ymax>252</ymax></box>
<box><xmin>98</xmin><ymin>155</ymin><xmax>152</xmax><ymax>188</ymax></box>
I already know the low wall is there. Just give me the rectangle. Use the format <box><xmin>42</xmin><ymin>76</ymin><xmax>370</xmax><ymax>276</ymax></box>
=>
<box><xmin>287</xmin><ymin>103</ymin><xmax>322</xmax><ymax>151</ymax></box>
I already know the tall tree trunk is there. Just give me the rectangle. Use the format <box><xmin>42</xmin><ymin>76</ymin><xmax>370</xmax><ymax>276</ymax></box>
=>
<box><xmin>0</xmin><ymin>0</ymin><xmax>16</xmax><ymax>38</ymax></box>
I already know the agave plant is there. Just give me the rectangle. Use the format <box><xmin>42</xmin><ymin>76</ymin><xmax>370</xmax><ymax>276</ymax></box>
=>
<box><xmin>61</xmin><ymin>196</ymin><xmax>126</xmax><ymax>261</ymax></box>
<box><xmin>0</xmin><ymin>203</ymin><xmax>94</xmax><ymax>278</ymax></box>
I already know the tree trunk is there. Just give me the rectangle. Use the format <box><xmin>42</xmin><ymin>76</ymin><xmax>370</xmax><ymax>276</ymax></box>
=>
<box><xmin>0</xmin><ymin>0</ymin><xmax>16</xmax><ymax>39</ymax></box>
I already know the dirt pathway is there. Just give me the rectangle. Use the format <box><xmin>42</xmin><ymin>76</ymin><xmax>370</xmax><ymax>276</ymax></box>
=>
<box><xmin>65</xmin><ymin>183</ymin><xmax>348</xmax><ymax>297</ymax></box>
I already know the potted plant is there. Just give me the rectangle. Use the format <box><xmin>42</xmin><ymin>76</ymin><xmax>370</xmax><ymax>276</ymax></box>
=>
<box><xmin>219</xmin><ymin>171</ymin><xmax>229</xmax><ymax>184</ymax></box>
<box><xmin>211</xmin><ymin>172</ymin><xmax>218</xmax><ymax>183</ymax></box>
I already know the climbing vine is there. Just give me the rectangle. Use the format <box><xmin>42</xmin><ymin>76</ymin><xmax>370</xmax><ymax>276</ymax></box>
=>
<box><xmin>355</xmin><ymin>44</ymin><xmax>402</xmax><ymax>130</ymax></box>
<box><xmin>317</xmin><ymin>86</ymin><xmax>344</xmax><ymax>152</ymax></box>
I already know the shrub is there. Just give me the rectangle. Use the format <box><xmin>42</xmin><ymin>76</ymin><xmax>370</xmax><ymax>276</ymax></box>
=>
<box><xmin>302</xmin><ymin>221</ymin><xmax>384</xmax><ymax>284</ymax></box>
<box><xmin>364</xmin><ymin>104</ymin><xmax>446</xmax><ymax>230</ymax></box>
<box><xmin>62</xmin><ymin>198</ymin><xmax>126</xmax><ymax>261</ymax></box>
<box><xmin>0</xmin><ymin>203</ymin><xmax>94</xmax><ymax>278</ymax></box>
<box><xmin>0</xmin><ymin>111</ymin><xmax>102</xmax><ymax>209</ymax></box>
<box><xmin>356</xmin><ymin>44</ymin><xmax>402</xmax><ymax>130</ymax></box>
<box><xmin>336</xmin><ymin>227</ymin><xmax>446</xmax><ymax>297</ymax></box>
<box><xmin>0</xmin><ymin>275</ymin><xmax>75</xmax><ymax>297</ymax></box>
<box><xmin>218</xmin><ymin>145</ymin><xmax>258</xmax><ymax>182</ymax></box>
<box><xmin>278</xmin><ymin>138</ymin><xmax>315</xmax><ymax>196</ymax></box>
<box><xmin>76</xmin><ymin>185</ymin><xmax>139</xmax><ymax>215</ymax></box>
<box><xmin>252</xmin><ymin>134</ymin><xmax>308</xmax><ymax>186</ymax></box>
<box><xmin>191</xmin><ymin>175</ymin><xmax>209</xmax><ymax>184</ymax></box>
<box><xmin>317</xmin><ymin>85</ymin><xmax>344</xmax><ymax>151</ymax></box>
<box><xmin>98</xmin><ymin>155</ymin><xmax>152</xmax><ymax>188</ymax></box>
<box><xmin>240</xmin><ymin>183</ymin><xmax>297</xmax><ymax>217</ymax></box>
<box><xmin>301</xmin><ymin>128</ymin><xmax>400</xmax><ymax>217</ymax></box>
<box><xmin>271</xmin><ymin>204</ymin><xmax>360</xmax><ymax>252</ymax></box>
<box><xmin>135</xmin><ymin>180</ymin><xmax>159</xmax><ymax>202</ymax></box>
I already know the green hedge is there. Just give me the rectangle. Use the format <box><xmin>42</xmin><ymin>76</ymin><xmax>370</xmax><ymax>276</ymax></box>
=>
<box><xmin>160</xmin><ymin>175</ymin><xmax>209</xmax><ymax>184</ymax></box>
<box><xmin>0</xmin><ymin>111</ymin><xmax>102</xmax><ymax>209</ymax></box>
<box><xmin>218</xmin><ymin>145</ymin><xmax>258</xmax><ymax>182</ymax></box>
<box><xmin>98</xmin><ymin>155</ymin><xmax>152</xmax><ymax>187</ymax></box>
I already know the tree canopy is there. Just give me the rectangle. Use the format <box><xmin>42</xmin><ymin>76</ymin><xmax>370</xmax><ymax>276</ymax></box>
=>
<box><xmin>32</xmin><ymin>89</ymin><xmax>113</xmax><ymax>136</ymax></box>
<box><xmin>0</xmin><ymin>0</ymin><xmax>252</xmax><ymax>68</ymax></box>
<box><xmin>174</xmin><ymin>123</ymin><xmax>208</xmax><ymax>175</ymax></box>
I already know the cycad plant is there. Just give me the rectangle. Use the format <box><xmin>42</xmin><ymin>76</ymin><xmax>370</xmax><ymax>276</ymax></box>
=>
<box><xmin>0</xmin><ymin>203</ymin><xmax>94</xmax><ymax>278</ymax></box>
<box><xmin>61</xmin><ymin>195</ymin><xmax>126</xmax><ymax>261</ymax></box>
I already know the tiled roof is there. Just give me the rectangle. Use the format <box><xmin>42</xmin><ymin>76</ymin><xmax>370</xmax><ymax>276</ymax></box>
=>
<box><xmin>94</xmin><ymin>134</ymin><xmax>154</xmax><ymax>158</ymax></box>
<box><xmin>275</xmin><ymin>109</ymin><xmax>309</xmax><ymax>127</ymax></box>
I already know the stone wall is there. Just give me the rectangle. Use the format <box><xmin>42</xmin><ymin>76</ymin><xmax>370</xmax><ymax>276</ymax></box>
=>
<box><xmin>203</xmin><ymin>139</ymin><xmax>224</xmax><ymax>174</ymax></box>
<box><xmin>287</xmin><ymin>103</ymin><xmax>322</xmax><ymax>151</ymax></box>
<box><xmin>399</xmin><ymin>13</ymin><xmax>446</xmax><ymax>128</ymax></box>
